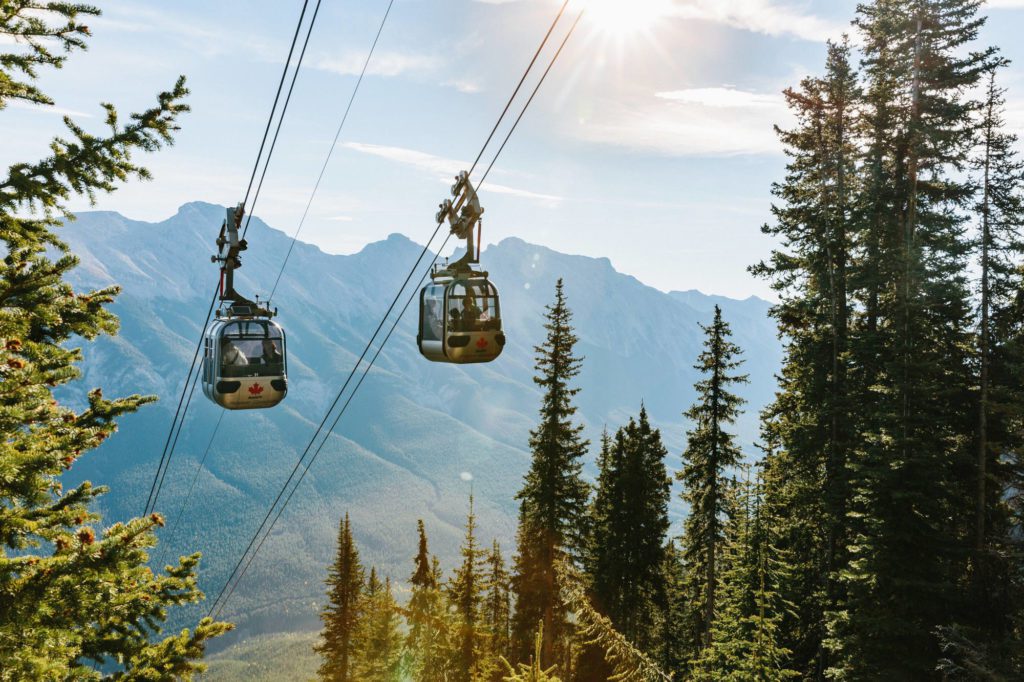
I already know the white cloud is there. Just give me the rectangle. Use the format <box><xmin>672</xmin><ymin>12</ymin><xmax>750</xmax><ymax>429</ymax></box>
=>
<box><xmin>7</xmin><ymin>100</ymin><xmax>94</xmax><ymax>118</ymax></box>
<box><xmin>326</xmin><ymin>215</ymin><xmax>354</xmax><ymax>222</ymax></box>
<box><xmin>986</xmin><ymin>0</ymin><xmax>1024</xmax><ymax>7</ymax></box>
<box><xmin>443</xmin><ymin>78</ymin><xmax>483</xmax><ymax>94</ymax></box>
<box><xmin>343</xmin><ymin>142</ymin><xmax>563</xmax><ymax>203</ymax></box>
<box><xmin>573</xmin><ymin>85</ymin><xmax>791</xmax><ymax>156</ymax></box>
<box><xmin>670</xmin><ymin>0</ymin><xmax>847</xmax><ymax>42</ymax></box>
<box><xmin>314</xmin><ymin>51</ymin><xmax>441</xmax><ymax>78</ymax></box>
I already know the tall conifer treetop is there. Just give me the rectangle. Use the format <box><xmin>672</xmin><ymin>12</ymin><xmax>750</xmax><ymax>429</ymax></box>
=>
<box><xmin>0</xmin><ymin>2</ymin><xmax>229</xmax><ymax>677</ymax></box>
<box><xmin>512</xmin><ymin>278</ymin><xmax>590</xmax><ymax>667</ymax></box>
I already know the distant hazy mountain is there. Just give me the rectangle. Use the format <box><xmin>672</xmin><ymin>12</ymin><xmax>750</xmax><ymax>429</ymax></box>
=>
<box><xmin>59</xmin><ymin>202</ymin><xmax>782</xmax><ymax>640</ymax></box>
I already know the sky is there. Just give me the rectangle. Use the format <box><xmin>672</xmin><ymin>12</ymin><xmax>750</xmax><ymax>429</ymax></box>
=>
<box><xmin>4</xmin><ymin>0</ymin><xmax>1024</xmax><ymax>299</ymax></box>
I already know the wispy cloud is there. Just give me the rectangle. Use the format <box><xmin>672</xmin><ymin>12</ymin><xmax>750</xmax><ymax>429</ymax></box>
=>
<box><xmin>443</xmin><ymin>78</ymin><xmax>483</xmax><ymax>94</ymax></box>
<box><xmin>7</xmin><ymin>99</ymin><xmax>93</xmax><ymax>118</ymax></box>
<box><xmin>670</xmin><ymin>0</ymin><xmax>847</xmax><ymax>42</ymax></box>
<box><xmin>343</xmin><ymin>142</ymin><xmax>562</xmax><ymax>203</ymax></box>
<box><xmin>313</xmin><ymin>51</ymin><xmax>441</xmax><ymax>78</ymax></box>
<box><xmin>573</xmin><ymin>85</ymin><xmax>790</xmax><ymax>156</ymax></box>
<box><xmin>987</xmin><ymin>0</ymin><xmax>1024</xmax><ymax>7</ymax></box>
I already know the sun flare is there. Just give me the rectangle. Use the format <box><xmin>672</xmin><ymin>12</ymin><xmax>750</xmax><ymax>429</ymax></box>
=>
<box><xmin>572</xmin><ymin>0</ymin><xmax>675</xmax><ymax>38</ymax></box>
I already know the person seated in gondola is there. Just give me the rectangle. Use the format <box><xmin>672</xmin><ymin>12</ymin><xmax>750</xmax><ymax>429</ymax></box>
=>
<box><xmin>462</xmin><ymin>294</ymin><xmax>481</xmax><ymax>330</ymax></box>
<box><xmin>449</xmin><ymin>307</ymin><xmax>462</xmax><ymax>330</ymax></box>
<box><xmin>261</xmin><ymin>338</ymin><xmax>282</xmax><ymax>367</ymax></box>
<box><xmin>222</xmin><ymin>339</ymin><xmax>249</xmax><ymax>367</ymax></box>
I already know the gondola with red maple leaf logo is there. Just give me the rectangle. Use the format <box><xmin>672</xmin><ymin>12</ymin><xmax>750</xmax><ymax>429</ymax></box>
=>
<box><xmin>418</xmin><ymin>172</ymin><xmax>504</xmax><ymax>364</ymax></box>
<box><xmin>201</xmin><ymin>204</ymin><xmax>288</xmax><ymax>409</ymax></box>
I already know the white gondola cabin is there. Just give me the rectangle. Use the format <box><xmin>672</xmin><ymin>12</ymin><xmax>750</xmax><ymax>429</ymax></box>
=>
<box><xmin>202</xmin><ymin>312</ymin><xmax>288</xmax><ymax>409</ymax></box>
<box><xmin>418</xmin><ymin>276</ymin><xmax>504</xmax><ymax>363</ymax></box>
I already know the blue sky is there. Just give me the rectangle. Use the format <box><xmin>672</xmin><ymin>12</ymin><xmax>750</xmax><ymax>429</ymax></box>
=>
<box><xmin>4</xmin><ymin>0</ymin><xmax>1024</xmax><ymax>298</ymax></box>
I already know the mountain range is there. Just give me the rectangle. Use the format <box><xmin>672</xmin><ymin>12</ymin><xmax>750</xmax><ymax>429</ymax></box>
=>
<box><xmin>60</xmin><ymin>201</ymin><xmax>782</xmax><ymax>643</ymax></box>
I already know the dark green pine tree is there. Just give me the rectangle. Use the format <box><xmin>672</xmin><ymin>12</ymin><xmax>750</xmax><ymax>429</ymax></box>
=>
<box><xmin>483</xmin><ymin>539</ymin><xmax>512</xmax><ymax>678</ymax></box>
<box><xmin>750</xmin><ymin>38</ymin><xmax>860</xmax><ymax>676</ymax></box>
<box><xmin>511</xmin><ymin>278</ymin><xmax>590</xmax><ymax>667</ymax></box>
<box><xmin>678</xmin><ymin>305</ymin><xmax>748</xmax><ymax>656</ymax></box>
<box><xmin>352</xmin><ymin>569</ymin><xmax>404</xmax><ymax>681</ymax></box>
<box><xmin>970</xmin><ymin>62</ymin><xmax>1024</xmax><ymax>647</ymax></box>
<box><xmin>833</xmin><ymin>1</ymin><xmax>997</xmax><ymax>676</ymax></box>
<box><xmin>586</xmin><ymin>407</ymin><xmax>671</xmax><ymax>654</ymax></box>
<box><xmin>0</xmin><ymin>3</ymin><xmax>231</xmax><ymax>677</ymax></box>
<box><xmin>404</xmin><ymin>520</ymin><xmax>454</xmax><ymax>681</ymax></box>
<box><xmin>659</xmin><ymin>539</ymin><xmax>690</xmax><ymax>676</ymax></box>
<box><xmin>448</xmin><ymin>494</ymin><xmax>487</xmax><ymax>681</ymax></box>
<box><xmin>693</xmin><ymin>469</ymin><xmax>798</xmax><ymax>681</ymax></box>
<box><xmin>317</xmin><ymin>513</ymin><xmax>365</xmax><ymax>682</ymax></box>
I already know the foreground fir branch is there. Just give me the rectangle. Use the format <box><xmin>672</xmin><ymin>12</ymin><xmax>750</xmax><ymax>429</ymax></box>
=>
<box><xmin>0</xmin><ymin>3</ymin><xmax>229</xmax><ymax>678</ymax></box>
<box><xmin>557</xmin><ymin>562</ymin><xmax>672</xmax><ymax>682</ymax></box>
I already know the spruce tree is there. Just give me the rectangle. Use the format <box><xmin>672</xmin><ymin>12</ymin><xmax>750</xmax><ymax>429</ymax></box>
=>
<box><xmin>586</xmin><ymin>408</ymin><xmax>671</xmax><ymax>654</ymax></box>
<box><xmin>750</xmin><ymin>38</ymin><xmax>860</xmax><ymax>675</ymax></box>
<box><xmin>448</xmin><ymin>494</ymin><xmax>487</xmax><ymax>680</ymax></box>
<box><xmin>352</xmin><ymin>569</ymin><xmax>403</xmax><ymax>681</ymax></box>
<box><xmin>404</xmin><ymin>520</ymin><xmax>453</xmax><ymax>681</ymax></box>
<box><xmin>511</xmin><ymin>278</ymin><xmax>590</xmax><ymax>666</ymax></box>
<box><xmin>693</xmin><ymin>469</ymin><xmax>798</xmax><ymax>681</ymax></box>
<box><xmin>483</xmin><ymin>539</ymin><xmax>512</xmax><ymax>678</ymax></box>
<box><xmin>678</xmin><ymin>305</ymin><xmax>748</xmax><ymax>655</ymax></box>
<box><xmin>317</xmin><ymin>513</ymin><xmax>365</xmax><ymax>682</ymax></box>
<box><xmin>659</xmin><ymin>539</ymin><xmax>690</xmax><ymax>676</ymax></box>
<box><xmin>0</xmin><ymin>3</ymin><xmax>230</xmax><ymax>677</ymax></box>
<box><xmin>833</xmin><ymin>2</ymin><xmax>996</xmax><ymax>675</ymax></box>
<box><xmin>970</xmin><ymin>62</ymin><xmax>1024</xmax><ymax>648</ymax></box>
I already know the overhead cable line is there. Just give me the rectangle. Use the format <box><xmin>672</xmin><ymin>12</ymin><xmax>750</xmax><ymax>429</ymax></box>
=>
<box><xmin>271</xmin><ymin>0</ymin><xmax>398</xmax><ymax>300</ymax></box>
<box><xmin>144</xmin><ymin>0</ymin><xmax>320</xmax><ymax>517</ymax></box>
<box><xmin>208</xmin><ymin>7</ymin><xmax>585</xmax><ymax>620</ymax></box>
<box><xmin>163</xmin><ymin>0</ymin><xmax>399</xmax><ymax>555</ymax></box>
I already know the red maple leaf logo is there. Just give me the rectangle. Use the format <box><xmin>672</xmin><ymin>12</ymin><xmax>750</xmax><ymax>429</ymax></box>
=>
<box><xmin>475</xmin><ymin>337</ymin><xmax>488</xmax><ymax>349</ymax></box>
<box><xmin>248</xmin><ymin>383</ymin><xmax>264</xmax><ymax>396</ymax></box>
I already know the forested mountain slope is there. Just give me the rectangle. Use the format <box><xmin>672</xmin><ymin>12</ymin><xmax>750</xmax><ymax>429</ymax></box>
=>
<box><xmin>60</xmin><ymin>202</ymin><xmax>781</xmax><ymax>637</ymax></box>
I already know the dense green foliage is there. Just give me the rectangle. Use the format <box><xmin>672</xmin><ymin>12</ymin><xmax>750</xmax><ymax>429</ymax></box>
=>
<box><xmin>511</xmin><ymin>278</ymin><xmax>590</xmax><ymax>667</ymax></box>
<box><xmin>0</xmin><ymin>2</ymin><xmax>230</xmax><ymax>678</ymax></box>
<box><xmin>316</xmin><ymin>514</ymin><xmax>365</xmax><ymax>681</ymax></box>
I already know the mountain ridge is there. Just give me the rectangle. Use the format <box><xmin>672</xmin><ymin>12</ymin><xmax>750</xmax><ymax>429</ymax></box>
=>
<box><xmin>59</xmin><ymin>202</ymin><xmax>782</xmax><ymax>641</ymax></box>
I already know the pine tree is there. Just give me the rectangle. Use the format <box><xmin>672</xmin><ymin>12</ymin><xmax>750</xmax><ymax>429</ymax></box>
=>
<box><xmin>693</xmin><ymin>469</ymin><xmax>798</xmax><ymax>681</ymax></box>
<box><xmin>352</xmin><ymin>569</ymin><xmax>403</xmax><ymax>681</ymax></box>
<box><xmin>483</xmin><ymin>539</ymin><xmax>512</xmax><ymax>678</ymax></box>
<box><xmin>511</xmin><ymin>278</ymin><xmax>590</xmax><ymax>666</ymax></box>
<box><xmin>970</xmin><ymin>61</ymin><xmax>1024</xmax><ymax>647</ymax></box>
<box><xmin>586</xmin><ymin>407</ymin><xmax>671</xmax><ymax>654</ymax></box>
<box><xmin>0</xmin><ymin>3</ymin><xmax>231</xmax><ymax>677</ymax></box>
<box><xmin>659</xmin><ymin>539</ymin><xmax>690</xmax><ymax>676</ymax></box>
<box><xmin>750</xmin><ymin>38</ymin><xmax>860</xmax><ymax>675</ymax></box>
<box><xmin>832</xmin><ymin>1</ymin><xmax>997</xmax><ymax>675</ymax></box>
<box><xmin>404</xmin><ymin>520</ymin><xmax>454</xmax><ymax>681</ymax></box>
<box><xmin>678</xmin><ymin>305</ymin><xmax>748</xmax><ymax>655</ymax></box>
<box><xmin>317</xmin><ymin>514</ymin><xmax>365</xmax><ymax>682</ymax></box>
<box><xmin>448</xmin><ymin>494</ymin><xmax>487</xmax><ymax>681</ymax></box>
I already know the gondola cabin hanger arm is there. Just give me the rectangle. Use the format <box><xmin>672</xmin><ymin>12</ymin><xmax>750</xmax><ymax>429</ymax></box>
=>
<box><xmin>418</xmin><ymin>172</ymin><xmax>505</xmax><ymax>364</ymax></box>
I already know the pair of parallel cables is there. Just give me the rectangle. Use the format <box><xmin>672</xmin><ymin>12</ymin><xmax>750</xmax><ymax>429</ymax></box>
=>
<box><xmin>206</xmin><ymin>2</ymin><xmax>584</xmax><ymax>620</ymax></box>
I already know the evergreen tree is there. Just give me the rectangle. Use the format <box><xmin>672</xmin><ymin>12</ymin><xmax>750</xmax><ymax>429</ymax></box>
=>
<box><xmin>693</xmin><ymin>469</ymin><xmax>798</xmax><ymax>681</ymax></box>
<box><xmin>750</xmin><ymin>38</ymin><xmax>860</xmax><ymax>676</ymax></box>
<box><xmin>586</xmin><ymin>407</ymin><xmax>671</xmax><ymax>655</ymax></box>
<box><xmin>678</xmin><ymin>305</ymin><xmax>748</xmax><ymax>655</ymax></box>
<box><xmin>483</xmin><ymin>539</ymin><xmax>512</xmax><ymax>678</ymax></box>
<box><xmin>832</xmin><ymin>2</ymin><xmax>997</xmax><ymax>675</ymax></box>
<box><xmin>511</xmin><ymin>278</ymin><xmax>590</xmax><ymax>666</ymax></box>
<box><xmin>0</xmin><ymin>3</ymin><xmax>230</xmax><ymax>677</ymax></box>
<box><xmin>970</xmin><ymin>61</ymin><xmax>1024</xmax><ymax>648</ymax></box>
<box><xmin>404</xmin><ymin>520</ymin><xmax>454</xmax><ymax>681</ymax></box>
<box><xmin>352</xmin><ymin>569</ymin><xmax>403</xmax><ymax>681</ymax></box>
<box><xmin>659</xmin><ymin>539</ymin><xmax>690</xmax><ymax>676</ymax></box>
<box><xmin>448</xmin><ymin>494</ymin><xmax>487</xmax><ymax>680</ymax></box>
<box><xmin>317</xmin><ymin>514</ymin><xmax>365</xmax><ymax>682</ymax></box>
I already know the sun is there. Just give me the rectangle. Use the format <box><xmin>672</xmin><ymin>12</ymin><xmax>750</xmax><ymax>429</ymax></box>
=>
<box><xmin>572</xmin><ymin>0</ymin><xmax>675</xmax><ymax>38</ymax></box>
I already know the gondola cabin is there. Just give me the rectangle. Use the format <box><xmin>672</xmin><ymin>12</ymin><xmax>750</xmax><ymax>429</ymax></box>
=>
<box><xmin>418</xmin><ymin>276</ymin><xmax>504</xmax><ymax>363</ymax></box>
<box><xmin>202</xmin><ymin>314</ymin><xmax>288</xmax><ymax>409</ymax></box>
